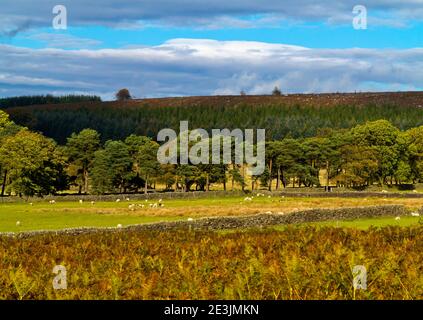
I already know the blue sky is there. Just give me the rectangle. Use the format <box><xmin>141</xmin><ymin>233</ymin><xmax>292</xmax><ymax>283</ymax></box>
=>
<box><xmin>7</xmin><ymin>22</ymin><xmax>423</xmax><ymax>50</ymax></box>
<box><xmin>0</xmin><ymin>0</ymin><xmax>422</xmax><ymax>99</ymax></box>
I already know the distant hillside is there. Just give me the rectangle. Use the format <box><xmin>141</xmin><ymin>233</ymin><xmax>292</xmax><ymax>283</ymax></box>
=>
<box><xmin>5</xmin><ymin>91</ymin><xmax>423</xmax><ymax>144</ymax></box>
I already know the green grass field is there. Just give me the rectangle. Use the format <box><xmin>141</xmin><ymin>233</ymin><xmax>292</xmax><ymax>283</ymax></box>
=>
<box><xmin>0</xmin><ymin>196</ymin><xmax>421</xmax><ymax>233</ymax></box>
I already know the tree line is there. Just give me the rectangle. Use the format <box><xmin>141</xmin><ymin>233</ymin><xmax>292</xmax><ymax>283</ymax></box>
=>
<box><xmin>7</xmin><ymin>101</ymin><xmax>423</xmax><ymax>144</ymax></box>
<box><xmin>2</xmin><ymin>109</ymin><xmax>423</xmax><ymax>197</ymax></box>
<box><xmin>0</xmin><ymin>94</ymin><xmax>101</xmax><ymax>109</ymax></box>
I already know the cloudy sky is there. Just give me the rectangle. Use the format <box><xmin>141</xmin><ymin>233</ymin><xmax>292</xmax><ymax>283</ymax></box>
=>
<box><xmin>0</xmin><ymin>0</ymin><xmax>422</xmax><ymax>99</ymax></box>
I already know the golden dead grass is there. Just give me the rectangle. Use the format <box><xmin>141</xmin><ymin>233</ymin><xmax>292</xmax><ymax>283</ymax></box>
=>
<box><xmin>30</xmin><ymin>197</ymin><xmax>423</xmax><ymax>218</ymax></box>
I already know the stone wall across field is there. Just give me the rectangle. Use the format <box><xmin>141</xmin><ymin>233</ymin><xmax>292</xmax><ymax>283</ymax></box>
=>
<box><xmin>0</xmin><ymin>191</ymin><xmax>247</xmax><ymax>203</ymax></box>
<box><xmin>3</xmin><ymin>190</ymin><xmax>423</xmax><ymax>203</ymax></box>
<box><xmin>1</xmin><ymin>205</ymin><xmax>409</xmax><ymax>238</ymax></box>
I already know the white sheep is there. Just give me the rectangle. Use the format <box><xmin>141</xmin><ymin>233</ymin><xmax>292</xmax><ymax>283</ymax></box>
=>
<box><xmin>117</xmin><ymin>224</ymin><xmax>123</xmax><ymax>228</ymax></box>
<box><xmin>395</xmin><ymin>216</ymin><xmax>401</xmax><ymax>221</ymax></box>
<box><xmin>411</xmin><ymin>212</ymin><xmax>420</xmax><ymax>217</ymax></box>
<box><xmin>116</xmin><ymin>199</ymin><xmax>121</xmax><ymax>202</ymax></box>
<box><xmin>79</xmin><ymin>199</ymin><xmax>83</xmax><ymax>204</ymax></box>
<box><xmin>16</xmin><ymin>221</ymin><xmax>21</xmax><ymax>226</ymax></box>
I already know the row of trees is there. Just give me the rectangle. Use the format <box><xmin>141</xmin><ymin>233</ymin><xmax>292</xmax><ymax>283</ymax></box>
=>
<box><xmin>3</xmin><ymin>108</ymin><xmax>423</xmax><ymax>197</ymax></box>
<box><xmin>9</xmin><ymin>100</ymin><xmax>423</xmax><ymax>145</ymax></box>
<box><xmin>263</xmin><ymin>120</ymin><xmax>422</xmax><ymax>190</ymax></box>
<box><xmin>0</xmin><ymin>94</ymin><xmax>101</xmax><ymax>109</ymax></box>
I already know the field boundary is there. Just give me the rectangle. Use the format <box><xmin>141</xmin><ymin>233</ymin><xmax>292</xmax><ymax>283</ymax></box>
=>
<box><xmin>0</xmin><ymin>205</ymin><xmax>409</xmax><ymax>238</ymax></box>
<box><xmin>2</xmin><ymin>190</ymin><xmax>423</xmax><ymax>203</ymax></box>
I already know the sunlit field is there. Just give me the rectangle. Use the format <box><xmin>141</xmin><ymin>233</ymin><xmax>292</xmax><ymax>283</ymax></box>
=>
<box><xmin>0</xmin><ymin>195</ymin><xmax>422</xmax><ymax>232</ymax></box>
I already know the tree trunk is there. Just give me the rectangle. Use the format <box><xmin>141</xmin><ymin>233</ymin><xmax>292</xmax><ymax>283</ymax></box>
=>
<box><xmin>242</xmin><ymin>166</ymin><xmax>245</xmax><ymax>191</ymax></box>
<box><xmin>276</xmin><ymin>167</ymin><xmax>281</xmax><ymax>190</ymax></box>
<box><xmin>326</xmin><ymin>160</ymin><xmax>330</xmax><ymax>191</ymax></box>
<box><xmin>83</xmin><ymin>168</ymin><xmax>89</xmax><ymax>194</ymax></box>
<box><xmin>1</xmin><ymin>170</ymin><xmax>7</xmax><ymax>197</ymax></box>
<box><xmin>144</xmin><ymin>176</ymin><xmax>148</xmax><ymax>194</ymax></box>
<box><xmin>206</xmin><ymin>173</ymin><xmax>210</xmax><ymax>192</ymax></box>
<box><xmin>268</xmin><ymin>159</ymin><xmax>273</xmax><ymax>191</ymax></box>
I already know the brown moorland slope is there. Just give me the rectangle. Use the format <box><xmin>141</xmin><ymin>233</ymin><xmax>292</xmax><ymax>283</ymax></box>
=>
<box><xmin>5</xmin><ymin>91</ymin><xmax>423</xmax><ymax>112</ymax></box>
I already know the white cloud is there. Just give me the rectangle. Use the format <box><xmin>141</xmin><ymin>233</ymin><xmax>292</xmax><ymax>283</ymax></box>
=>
<box><xmin>0</xmin><ymin>39</ymin><xmax>422</xmax><ymax>99</ymax></box>
<box><xmin>0</xmin><ymin>0</ymin><xmax>422</xmax><ymax>34</ymax></box>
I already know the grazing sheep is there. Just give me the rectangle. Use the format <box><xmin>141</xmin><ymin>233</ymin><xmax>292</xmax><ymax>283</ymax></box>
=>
<box><xmin>187</xmin><ymin>218</ymin><xmax>194</xmax><ymax>222</ymax></box>
<box><xmin>29</xmin><ymin>203</ymin><xmax>33</xmax><ymax>206</ymax></box>
<box><xmin>126</xmin><ymin>197</ymin><xmax>130</xmax><ymax>201</ymax></box>
<box><xmin>49</xmin><ymin>200</ymin><xmax>56</xmax><ymax>204</ymax></box>
<box><xmin>244</xmin><ymin>197</ymin><xmax>252</xmax><ymax>201</ymax></box>
<box><xmin>16</xmin><ymin>221</ymin><xmax>21</xmax><ymax>226</ymax></box>
<box><xmin>159</xmin><ymin>199</ymin><xmax>163</xmax><ymax>203</ymax></box>
<box><xmin>91</xmin><ymin>201</ymin><xmax>95</xmax><ymax>205</ymax></box>
<box><xmin>79</xmin><ymin>199</ymin><xmax>83</xmax><ymax>204</ymax></box>
<box><xmin>117</xmin><ymin>224</ymin><xmax>123</xmax><ymax>228</ymax></box>
<box><xmin>116</xmin><ymin>199</ymin><xmax>121</xmax><ymax>202</ymax></box>
<box><xmin>411</xmin><ymin>212</ymin><xmax>420</xmax><ymax>217</ymax></box>
<box><xmin>395</xmin><ymin>216</ymin><xmax>401</xmax><ymax>221</ymax></box>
